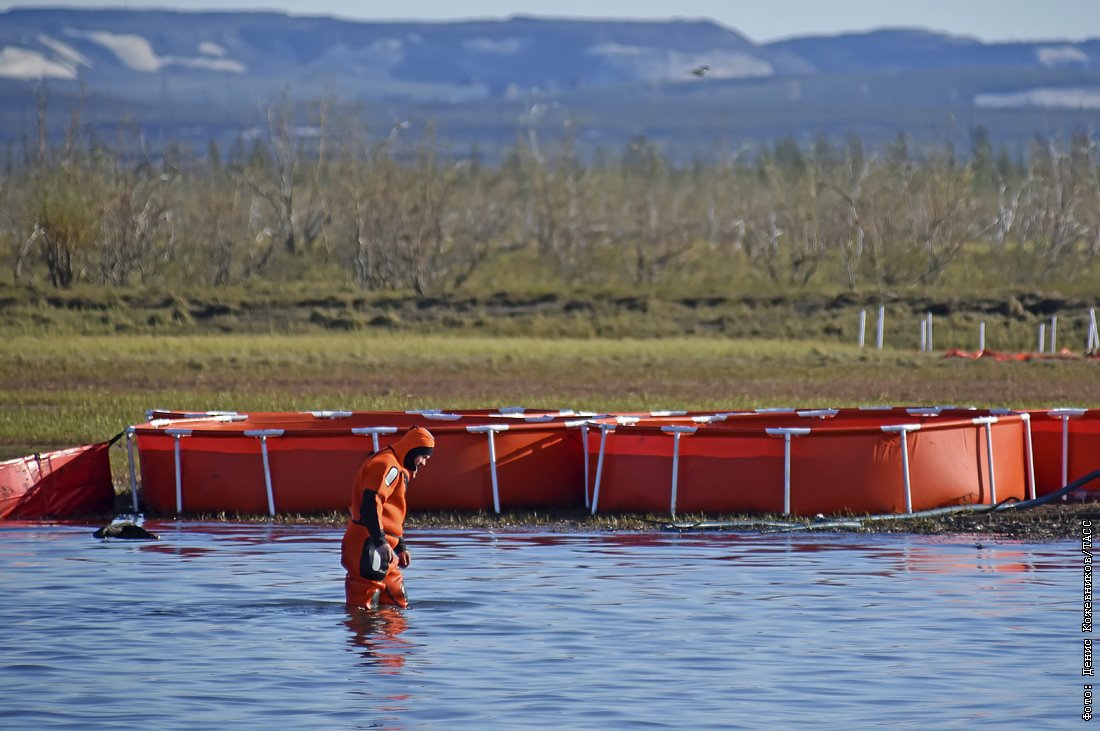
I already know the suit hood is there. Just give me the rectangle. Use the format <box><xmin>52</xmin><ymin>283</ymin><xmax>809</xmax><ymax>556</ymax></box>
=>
<box><xmin>391</xmin><ymin>426</ymin><xmax>435</xmax><ymax>468</ymax></box>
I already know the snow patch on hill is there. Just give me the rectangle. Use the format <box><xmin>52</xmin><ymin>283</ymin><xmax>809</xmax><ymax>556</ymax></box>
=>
<box><xmin>0</xmin><ymin>46</ymin><xmax>77</xmax><ymax>79</ymax></box>
<box><xmin>63</xmin><ymin>28</ymin><xmax>245</xmax><ymax>73</ymax></box>
<box><xmin>975</xmin><ymin>86</ymin><xmax>1100</xmax><ymax>109</ymax></box>
<box><xmin>1036</xmin><ymin>45</ymin><xmax>1089</xmax><ymax>68</ymax></box>
<box><xmin>199</xmin><ymin>41</ymin><xmax>227</xmax><ymax>57</ymax></box>
<box><xmin>463</xmin><ymin>37</ymin><xmax>523</xmax><ymax>55</ymax></box>
<box><xmin>64</xmin><ymin>29</ymin><xmax>160</xmax><ymax>71</ymax></box>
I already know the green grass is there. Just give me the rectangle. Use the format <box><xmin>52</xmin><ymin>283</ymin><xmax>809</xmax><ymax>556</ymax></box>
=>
<box><xmin>3</xmin><ymin>331</ymin><xmax>1099</xmax><ymax>488</ymax></box>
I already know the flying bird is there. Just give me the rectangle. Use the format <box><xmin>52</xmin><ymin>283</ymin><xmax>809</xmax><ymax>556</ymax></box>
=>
<box><xmin>691</xmin><ymin>65</ymin><xmax>710</xmax><ymax>77</ymax></box>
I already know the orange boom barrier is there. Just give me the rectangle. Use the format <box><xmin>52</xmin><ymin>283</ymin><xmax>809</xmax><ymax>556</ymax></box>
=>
<box><xmin>0</xmin><ymin>441</ymin><xmax>115</xmax><ymax>519</ymax></box>
<box><xmin>131</xmin><ymin>409</ymin><xmax>590</xmax><ymax>515</ymax></box>
<box><xmin>1028</xmin><ymin>408</ymin><xmax>1100</xmax><ymax>496</ymax></box>
<box><xmin>582</xmin><ymin>409</ymin><xmax>1031</xmax><ymax>517</ymax></box>
<box><xmin>117</xmin><ymin>406</ymin><xmax>1083</xmax><ymax>519</ymax></box>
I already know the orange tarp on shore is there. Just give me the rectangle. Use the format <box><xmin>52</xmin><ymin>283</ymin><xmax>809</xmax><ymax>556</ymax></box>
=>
<box><xmin>943</xmin><ymin>348</ymin><xmax>1100</xmax><ymax>361</ymax></box>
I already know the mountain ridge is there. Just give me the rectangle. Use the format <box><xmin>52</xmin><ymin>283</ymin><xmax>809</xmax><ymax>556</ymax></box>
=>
<box><xmin>1</xmin><ymin>8</ymin><xmax>1097</xmax><ymax>158</ymax></box>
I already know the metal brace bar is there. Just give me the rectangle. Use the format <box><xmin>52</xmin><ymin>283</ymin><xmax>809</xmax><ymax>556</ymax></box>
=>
<box><xmin>662</xmin><ymin>426</ymin><xmax>697</xmax><ymax>517</ymax></box>
<box><xmin>882</xmin><ymin>424</ymin><xmax>921</xmax><ymax>513</ymax></box>
<box><xmin>352</xmin><ymin>426</ymin><xmax>399</xmax><ymax>452</ymax></box>
<box><xmin>1050</xmin><ymin>409</ymin><xmax>1087</xmax><ymax>488</ymax></box>
<box><xmin>126</xmin><ymin>427</ymin><xmax>139</xmax><ymax>514</ymax></box>
<box><xmin>766</xmin><ymin>428</ymin><xmax>810</xmax><ymax>516</ymax></box>
<box><xmin>164</xmin><ymin>428</ymin><xmax>192</xmax><ymax>514</ymax></box>
<box><xmin>973</xmin><ymin>417</ymin><xmax>999</xmax><ymax>504</ymax></box>
<box><xmin>467</xmin><ymin>424</ymin><xmax>509</xmax><ymax>513</ymax></box>
<box><xmin>590</xmin><ymin>424</ymin><xmax>615</xmax><ymax>515</ymax></box>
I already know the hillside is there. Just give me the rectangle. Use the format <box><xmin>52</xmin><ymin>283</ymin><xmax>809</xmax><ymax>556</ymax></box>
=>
<box><xmin>1</xmin><ymin>9</ymin><xmax>1098</xmax><ymax>157</ymax></box>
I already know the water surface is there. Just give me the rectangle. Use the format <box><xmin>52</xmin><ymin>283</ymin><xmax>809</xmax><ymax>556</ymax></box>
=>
<box><xmin>0</xmin><ymin>522</ymin><xmax>1082</xmax><ymax>729</ymax></box>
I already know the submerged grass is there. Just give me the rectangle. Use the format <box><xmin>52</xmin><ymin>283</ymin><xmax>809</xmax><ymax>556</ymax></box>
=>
<box><xmin>132</xmin><ymin>505</ymin><xmax>1092</xmax><ymax>541</ymax></box>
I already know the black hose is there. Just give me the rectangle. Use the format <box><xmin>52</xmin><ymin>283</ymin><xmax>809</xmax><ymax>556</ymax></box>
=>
<box><xmin>663</xmin><ymin>468</ymin><xmax>1100</xmax><ymax>533</ymax></box>
<box><xmin>992</xmin><ymin>467</ymin><xmax>1100</xmax><ymax>511</ymax></box>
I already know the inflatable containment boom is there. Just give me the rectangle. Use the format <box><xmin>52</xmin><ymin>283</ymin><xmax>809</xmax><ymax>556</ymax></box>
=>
<box><xmin>121</xmin><ymin>406</ymin><xmax>1100</xmax><ymax>519</ymax></box>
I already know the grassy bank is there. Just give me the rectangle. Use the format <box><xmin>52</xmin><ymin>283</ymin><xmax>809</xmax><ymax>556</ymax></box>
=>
<box><xmin>3</xmin><ymin>282</ymin><xmax>1099</xmax><ymax>349</ymax></box>
<box><xmin>1</xmin><ymin>331</ymin><xmax>886</xmax><ymax>458</ymax></box>
<box><xmin>3</xmin><ymin>329</ymin><xmax>1099</xmax><ymax>469</ymax></box>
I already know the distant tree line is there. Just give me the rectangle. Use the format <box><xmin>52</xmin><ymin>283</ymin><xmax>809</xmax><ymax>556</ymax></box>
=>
<box><xmin>2</xmin><ymin>101</ymin><xmax>1099</xmax><ymax>295</ymax></box>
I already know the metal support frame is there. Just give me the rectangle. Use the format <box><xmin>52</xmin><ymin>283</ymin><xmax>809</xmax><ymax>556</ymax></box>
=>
<box><xmin>245</xmin><ymin>429</ymin><xmax>284</xmax><ymax>516</ymax></box>
<box><xmin>1050</xmin><ymin>408</ymin><xmax>1088</xmax><ymax>488</ymax></box>
<box><xmin>766</xmin><ymin>428</ymin><xmax>811</xmax><ymax>516</ymax></box>
<box><xmin>797</xmin><ymin>409</ymin><xmax>838</xmax><ymax>419</ymax></box>
<box><xmin>662</xmin><ymin>426</ymin><xmax>697</xmax><ymax>517</ymax></box>
<box><xmin>580</xmin><ymin>425</ymin><xmax>590</xmax><ymax>509</ymax></box>
<box><xmin>467</xmin><ymin>424</ymin><xmax>509</xmax><ymax>513</ymax></box>
<box><xmin>125</xmin><ymin>427</ymin><xmax>139</xmax><ymax>513</ymax></box>
<box><xmin>164</xmin><ymin>428</ymin><xmax>192</xmax><ymax>514</ymax></box>
<box><xmin>407</xmin><ymin>410</ymin><xmax>462</xmax><ymax>421</ymax></box>
<box><xmin>590</xmin><ymin>423</ymin><xmax>616</xmax><ymax>515</ymax></box>
<box><xmin>352</xmin><ymin>426</ymin><xmax>399</xmax><ymax>452</ymax></box>
<box><xmin>972</xmin><ymin>416</ymin><xmax>999</xmax><ymax>504</ymax></box>
<box><xmin>881</xmin><ymin>424</ymin><xmax>921</xmax><ymax>513</ymax></box>
<box><xmin>991</xmin><ymin>410</ymin><xmax>1037</xmax><ymax>501</ymax></box>
<box><xmin>1023</xmin><ymin>412</ymin><xmax>1036</xmax><ymax>500</ymax></box>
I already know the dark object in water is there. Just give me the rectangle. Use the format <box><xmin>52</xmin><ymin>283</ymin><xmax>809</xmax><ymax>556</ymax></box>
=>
<box><xmin>93</xmin><ymin>522</ymin><xmax>159</xmax><ymax>540</ymax></box>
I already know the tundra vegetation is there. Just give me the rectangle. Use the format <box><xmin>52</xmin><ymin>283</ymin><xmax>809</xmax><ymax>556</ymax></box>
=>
<box><xmin>2</xmin><ymin>103</ymin><xmax>1099</xmax><ymax>297</ymax></box>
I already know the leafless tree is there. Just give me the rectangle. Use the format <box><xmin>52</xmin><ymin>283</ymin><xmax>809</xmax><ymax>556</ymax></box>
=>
<box><xmin>96</xmin><ymin>163</ymin><xmax>172</xmax><ymax>285</ymax></box>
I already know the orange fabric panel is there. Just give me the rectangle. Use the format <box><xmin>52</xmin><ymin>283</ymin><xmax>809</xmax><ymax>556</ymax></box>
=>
<box><xmin>0</xmin><ymin>442</ymin><xmax>114</xmax><ymax>519</ymax></box>
<box><xmin>408</xmin><ymin>430</ymin><xmax>583</xmax><ymax>511</ymax></box>
<box><xmin>1030</xmin><ymin>411</ymin><xmax>1100</xmax><ymax>495</ymax></box>
<box><xmin>588</xmin><ymin>420</ymin><xmax>1028</xmax><ymax>517</ymax></box>
<box><xmin>136</xmin><ymin>426</ymin><xmax>584</xmax><ymax>514</ymax></box>
<box><xmin>137</xmin><ymin>434</ymin><xmax>367</xmax><ymax>514</ymax></box>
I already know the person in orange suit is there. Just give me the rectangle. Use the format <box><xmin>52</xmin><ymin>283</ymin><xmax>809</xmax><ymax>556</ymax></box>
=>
<box><xmin>342</xmin><ymin>426</ymin><xmax>435</xmax><ymax>609</ymax></box>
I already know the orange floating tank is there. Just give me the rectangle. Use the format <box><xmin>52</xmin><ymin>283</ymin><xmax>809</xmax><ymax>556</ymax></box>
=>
<box><xmin>123</xmin><ymin>406</ymin><xmax>1061</xmax><ymax>518</ymax></box>
<box><xmin>583</xmin><ymin>408</ymin><xmax>1033</xmax><ymax>517</ymax></box>
<box><xmin>131</xmin><ymin>409</ymin><xmax>589</xmax><ymax>515</ymax></box>
<box><xmin>1028</xmin><ymin>408</ymin><xmax>1100</xmax><ymax>496</ymax></box>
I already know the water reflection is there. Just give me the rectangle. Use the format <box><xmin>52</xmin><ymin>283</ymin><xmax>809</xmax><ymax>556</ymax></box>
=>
<box><xmin>343</xmin><ymin>607</ymin><xmax>411</xmax><ymax>672</ymax></box>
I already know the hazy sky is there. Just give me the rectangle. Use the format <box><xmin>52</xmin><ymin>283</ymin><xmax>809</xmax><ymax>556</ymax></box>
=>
<box><xmin>2</xmin><ymin>0</ymin><xmax>1099</xmax><ymax>42</ymax></box>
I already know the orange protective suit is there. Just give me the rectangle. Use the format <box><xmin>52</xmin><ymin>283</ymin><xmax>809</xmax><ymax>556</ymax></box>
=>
<box><xmin>341</xmin><ymin>427</ymin><xmax>435</xmax><ymax>609</ymax></box>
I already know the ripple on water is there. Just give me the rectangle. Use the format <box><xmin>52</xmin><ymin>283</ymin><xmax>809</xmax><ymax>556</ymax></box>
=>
<box><xmin>0</xmin><ymin>523</ymin><xmax>1079</xmax><ymax>730</ymax></box>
